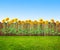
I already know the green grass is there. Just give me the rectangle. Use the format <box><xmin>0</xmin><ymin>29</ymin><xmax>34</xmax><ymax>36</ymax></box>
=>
<box><xmin>0</xmin><ymin>36</ymin><xmax>60</xmax><ymax>50</ymax></box>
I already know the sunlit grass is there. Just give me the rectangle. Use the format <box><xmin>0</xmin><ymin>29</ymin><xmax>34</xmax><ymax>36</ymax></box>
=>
<box><xmin>0</xmin><ymin>36</ymin><xmax>60</xmax><ymax>50</ymax></box>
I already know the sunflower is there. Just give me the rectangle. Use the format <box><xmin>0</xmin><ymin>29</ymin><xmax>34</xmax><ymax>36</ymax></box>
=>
<box><xmin>5</xmin><ymin>17</ymin><xmax>9</xmax><ymax>21</ymax></box>
<box><xmin>56</xmin><ymin>21</ymin><xmax>59</xmax><ymax>25</ymax></box>
<box><xmin>14</xmin><ymin>18</ymin><xmax>18</xmax><ymax>22</ymax></box>
<box><xmin>39</xmin><ymin>19</ymin><xmax>43</xmax><ymax>24</ymax></box>
<box><xmin>2</xmin><ymin>19</ymin><xmax>5</xmax><ymax>23</ymax></box>
<box><xmin>28</xmin><ymin>20</ymin><xmax>31</xmax><ymax>22</ymax></box>
<box><xmin>25</xmin><ymin>20</ymin><xmax>29</xmax><ymax>23</ymax></box>
<box><xmin>39</xmin><ymin>21</ymin><xmax>43</xmax><ymax>24</ymax></box>
<box><xmin>21</xmin><ymin>21</ymin><xmax>25</xmax><ymax>24</ymax></box>
<box><xmin>40</xmin><ymin>19</ymin><xmax>43</xmax><ymax>21</ymax></box>
<box><xmin>33</xmin><ymin>20</ymin><xmax>38</xmax><ymax>24</ymax></box>
<box><xmin>45</xmin><ymin>20</ymin><xmax>48</xmax><ymax>24</ymax></box>
<box><xmin>10</xmin><ymin>19</ymin><xmax>15</xmax><ymax>24</ymax></box>
<box><xmin>18</xmin><ymin>20</ymin><xmax>21</xmax><ymax>25</ymax></box>
<box><xmin>43</xmin><ymin>21</ymin><xmax>45</xmax><ymax>24</ymax></box>
<box><xmin>50</xmin><ymin>19</ymin><xmax>54</xmax><ymax>23</ymax></box>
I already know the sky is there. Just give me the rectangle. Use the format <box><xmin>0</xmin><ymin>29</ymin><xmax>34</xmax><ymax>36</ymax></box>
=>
<box><xmin>0</xmin><ymin>0</ymin><xmax>60</xmax><ymax>21</ymax></box>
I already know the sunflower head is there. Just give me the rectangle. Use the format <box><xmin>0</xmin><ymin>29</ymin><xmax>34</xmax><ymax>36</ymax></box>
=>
<box><xmin>39</xmin><ymin>19</ymin><xmax>43</xmax><ymax>24</ymax></box>
<box><xmin>39</xmin><ymin>21</ymin><xmax>43</xmax><ymax>24</ymax></box>
<box><xmin>10</xmin><ymin>19</ymin><xmax>15</xmax><ymax>23</ymax></box>
<box><xmin>25</xmin><ymin>20</ymin><xmax>29</xmax><ymax>23</ymax></box>
<box><xmin>40</xmin><ymin>19</ymin><xmax>43</xmax><ymax>21</ymax></box>
<box><xmin>18</xmin><ymin>20</ymin><xmax>21</xmax><ymax>24</ymax></box>
<box><xmin>33</xmin><ymin>20</ymin><xmax>38</xmax><ymax>24</ymax></box>
<box><xmin>56</xmin><ymin>21</ymin><xmax>59</xmax><ymax>25</ymax></box>
<box><xmin>30</xmin><ymin>22</ymin><xmax>33</xmax><ymax>25</ymax></box>
<box><xmin>8</xmin><ymin>21</ymin><xmax>11</xmax><ymax>25</ymax></box>
<box><xmin>14</xmin><ymin>18</ymin><xmax>18</xmax><ymax>22</ymax></box>
<box><xmin>28</xmin><ymin>20</ymin><xmax>32</xmax><ymax>24</ymax></box>
<box><xmin>50</xmin><ymin>19</ymin><xmax>54</xmax><ymax>23</ymax></box>
<box><xmin>2</xmin><ymin>19</ymin><xmax>5</xmax><ymax>23</ymax></box>
<box><xmin>43</xmin><ymin>21</ymin><xmax>45</xmax><ymax>24</ymax></box>
<box><xmin>5</xmin><ymin>17</ymin><xmax>9</xmax><ymax>21</ymax></box>
<box><xmin>59</xmin><ymin>22</ymin><xmax>60</xmax><ymax>24</ymax></box>
<box><xmin>45</xmin><ymin>20</ymin><xmax>48</xmax><ymax>24</ymax></box>
<box><xmin>21</xmin><ymin>21</ymin><xmax>25</xmax><ymax>24</ymax></box>
<box><xmin>28</xmin><ymin>20</ymin><xmax>32</xmax><ymax>22</ymax></box>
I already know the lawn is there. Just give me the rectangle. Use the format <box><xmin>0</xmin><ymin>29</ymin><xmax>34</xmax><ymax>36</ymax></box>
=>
<box><xmin>0</xmin><ymin>36</ymin><xmax>60</xmax><ymax>50</ymax></box>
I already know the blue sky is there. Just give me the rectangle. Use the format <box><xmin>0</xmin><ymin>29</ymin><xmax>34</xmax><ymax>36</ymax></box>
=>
<box><xmin>0</xmin><ymin>0</ymin><xmax>60</xmax><ymax>21</ymax></box>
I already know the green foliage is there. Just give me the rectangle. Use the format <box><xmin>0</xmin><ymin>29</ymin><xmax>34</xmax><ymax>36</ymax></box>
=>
<box><xmin>1</xmin><ymin>22</ymin><xmax>59</xmax><ymax>35</ymax></box>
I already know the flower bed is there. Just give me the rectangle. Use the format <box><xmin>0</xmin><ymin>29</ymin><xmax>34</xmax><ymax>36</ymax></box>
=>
<box><xmin>0</xmin><ymin>18</ymin><xmax>60</xmax><ymax>36</ymax></box>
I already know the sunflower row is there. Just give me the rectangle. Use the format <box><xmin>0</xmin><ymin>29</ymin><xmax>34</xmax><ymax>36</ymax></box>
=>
<box><xmin>0</xmin><ymin>17</ymin><xmax>60</xmax><ymax>35</ymax></box>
